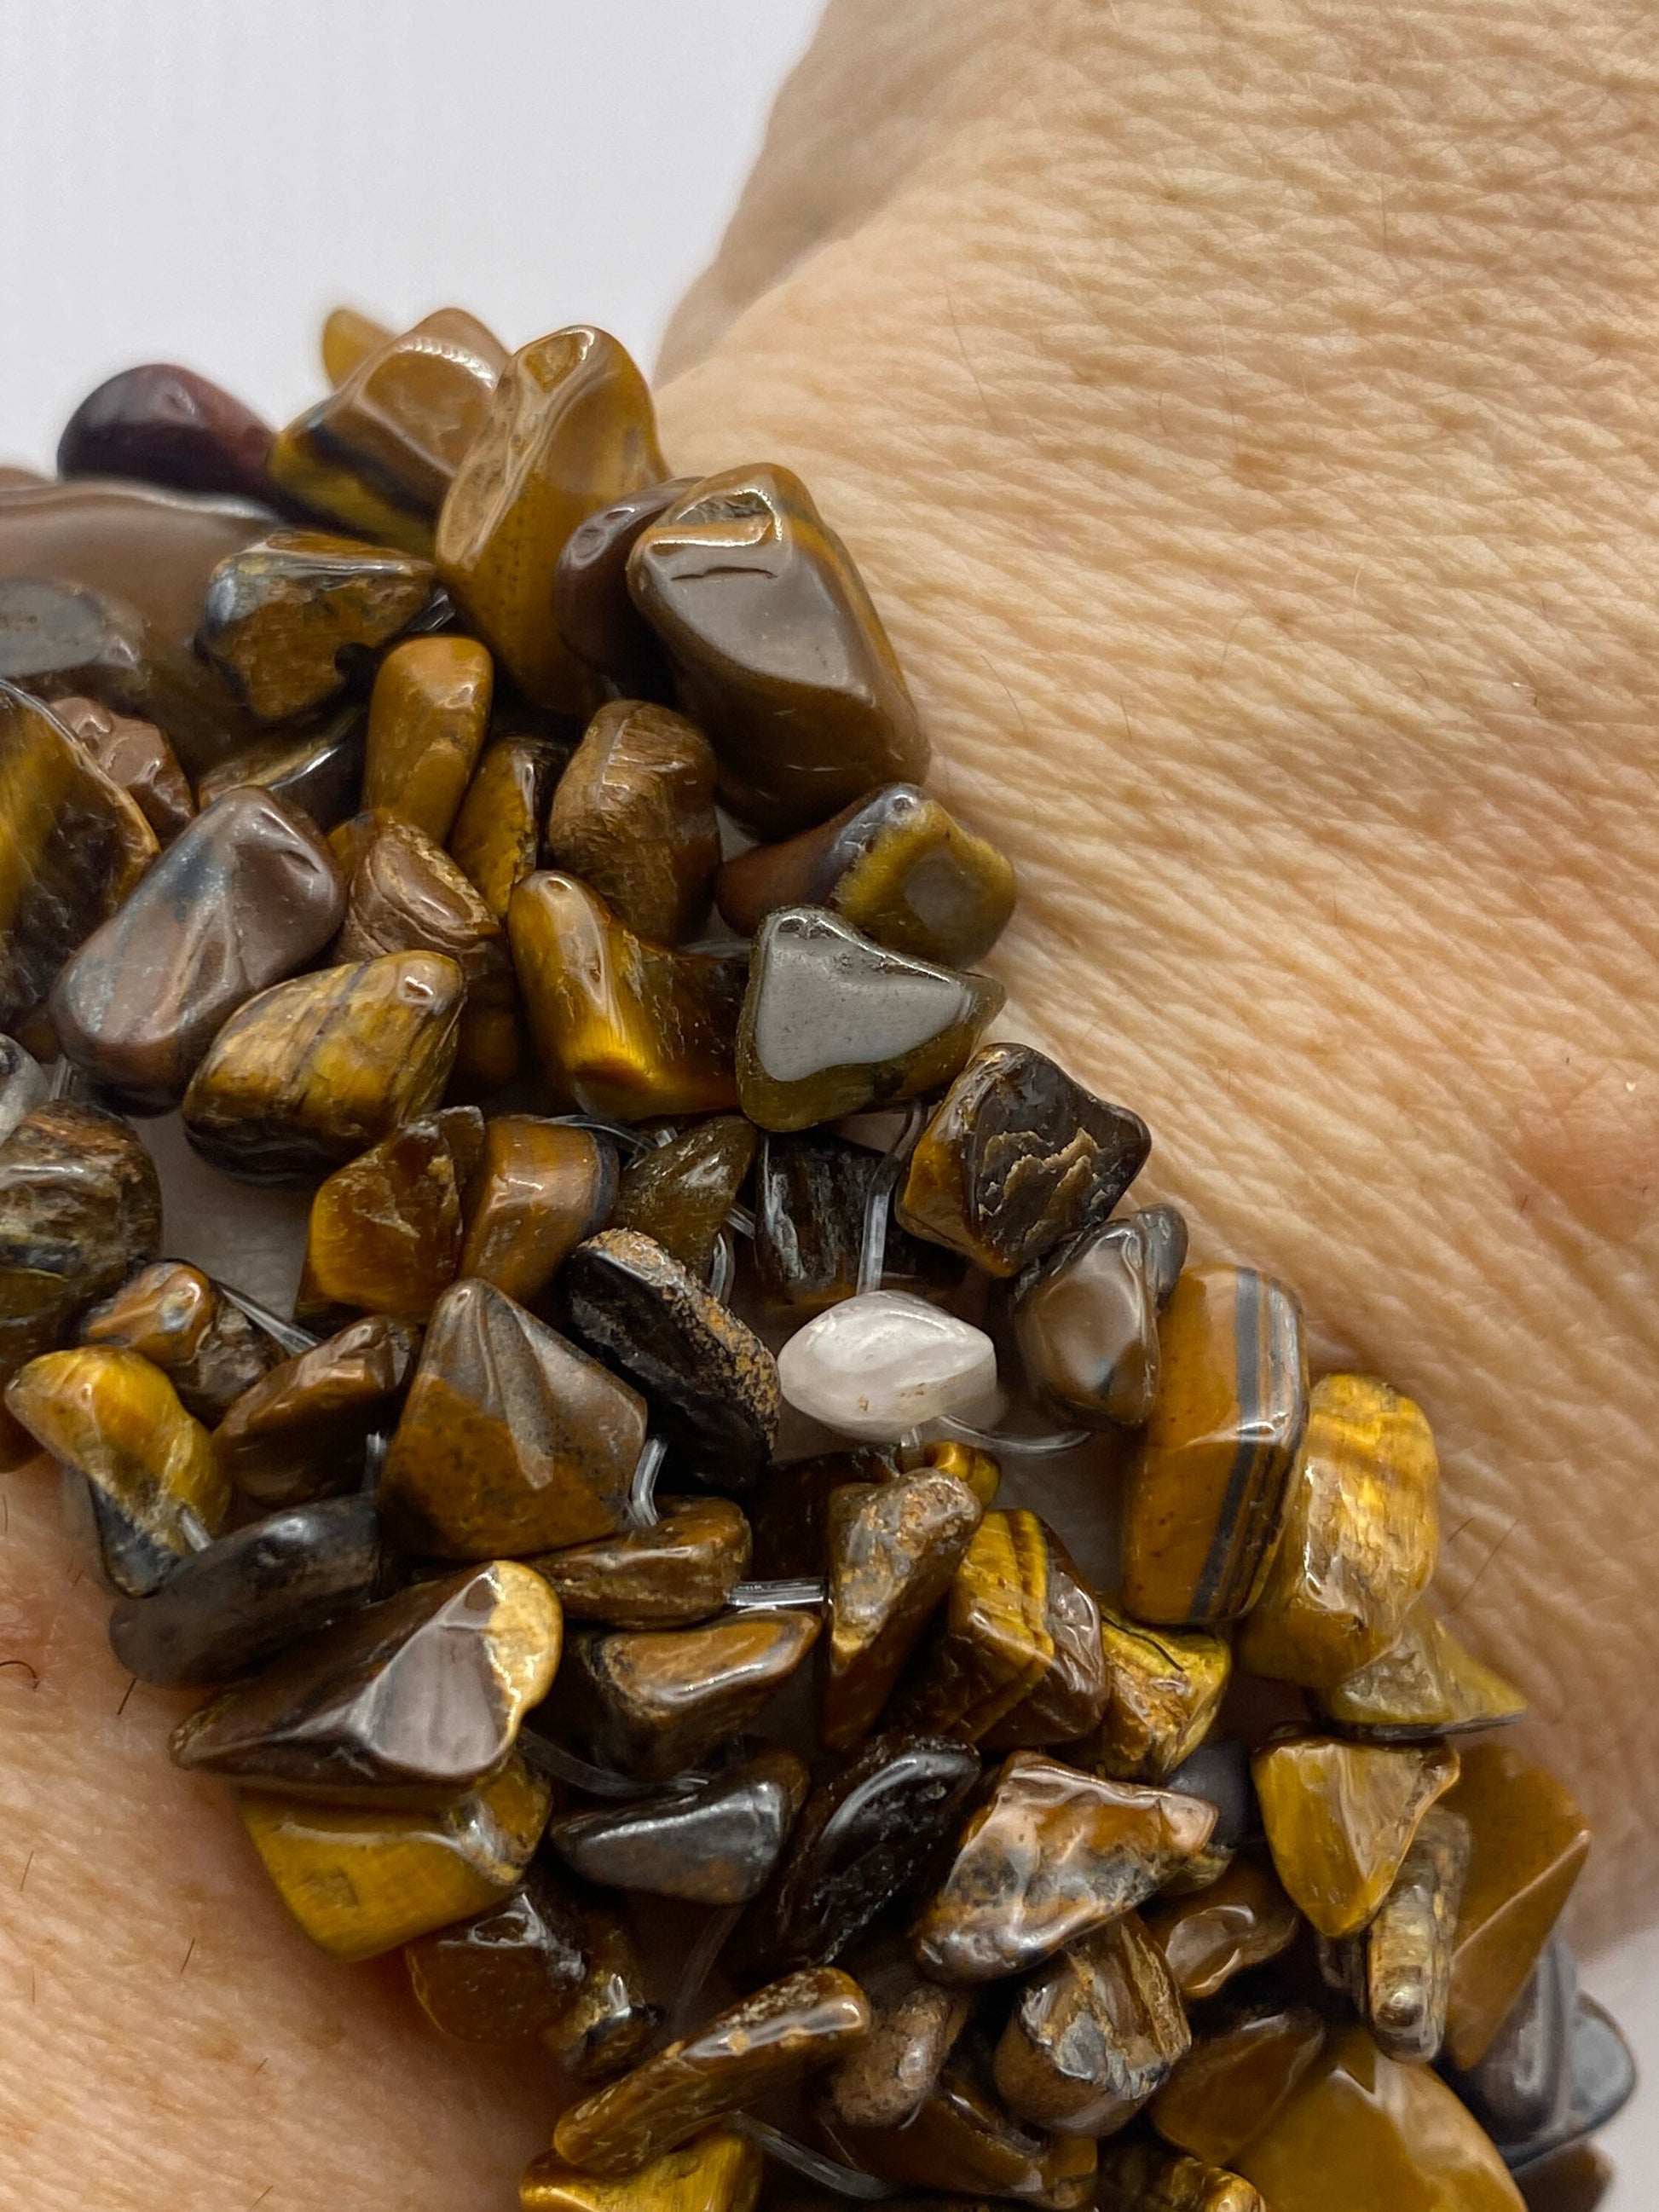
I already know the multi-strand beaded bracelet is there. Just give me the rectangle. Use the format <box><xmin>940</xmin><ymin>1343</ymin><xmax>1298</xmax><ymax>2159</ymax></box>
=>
<box><xmin>0</xmin><ymin>308</ymin><xmax>1633</xmax><ymax>2212</ymax></box>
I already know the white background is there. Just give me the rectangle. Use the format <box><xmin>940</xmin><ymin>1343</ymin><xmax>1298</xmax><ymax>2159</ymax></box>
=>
<box><xmin>0</xmin><ymin>1</ymin><xmax>1649</xmax><ymax>2197</ymax></box>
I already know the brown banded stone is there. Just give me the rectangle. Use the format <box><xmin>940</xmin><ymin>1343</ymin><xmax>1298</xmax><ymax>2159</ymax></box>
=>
<box><xmin>545</xmin><ymin>699</ymin><xmax>720</xmax><ymax>944</ymax></box>
<box><xmin>1142</xmin><ymin>1853</ymin><xmax>1299</xmax><ymax>2001</ymax></box>
<box><xmin>910</xmin><ymin>1753</ymin><xmax>1217</xmax><ymax>1985</ymax></box>
<box><xmin>1078</xmin><ymin>1609</ymin><xmax>1232</xmax><ymax>1784</ymax></box>
<box><xmin>521</xmin><ymin>2126</ymin><xmax>762</xmax><ymax>2212</ymax></box>
<box><xmin>50</xmin><ymin>786</ymin><xmax>345</xmax><ymax>1109</ymax></box>
<box><xmin>1254</xmin><ymin>1735</ymin><xmax>1460</xmax><ymax>1941</ymax></box>
<box><xmin>57</xmin><ymin>363</ymin><xmax>275</xmax><ymax>500</ymax></box>
<box><xmin>993</xmin><ymin>1912</ymin><xmax>1191</xmax><ymax>2137</ymax></box>
<box><xmin>898</xmin><ymin>1435</ymin><xmax>1003</xmax><ymax>1507</ymax></box>
<box><xmin>552</xmin><ymin>1967</ymin><xmax>871</xmax><ymax>2174</ymax></box>
<box><xmin>194</xmin><ymin>710</ymin><xmax>367</xmax><ymax>832</ymax></box>
<box><xmin>213</xmin><ymin>1313</ymin><xmax>418</xmax><ymax>1507</ymax></box>
<box><xmin>897</xmin><ymin>1043</ymin><xmax>1152</xmax><ymax>1279</ymax></box>
<box><xmin>547</xmin><ymin>1747</ymin><xmax>810</xmax><ymax>1904</ymax></box>
<box><xmin>406</xmin><ymin>1860</ymin><xmax>586</xmax><ymax>2042</ymax></box>
<box><xmin>1151</xmin><ymin>2002</ymin><xmax>1327</xmax><ymax>2167</ymax></box>
<box><xmin>447</xmin><ymin>730</ymin><xmax>566</xmax><ymax>921</ymax></box>
<box><xmin>821</xmin><ymin>1943</ymin><xmax>972</xmax><ymax>2131</ymax></box>
<box><xmin>459</xmin><ymin>1115</ymin><xmax>616</xmax><ymax>1306</ymax></box>
<box><xmin>1315</xmin><ymin>1605</ymin><xmax>1529</xmax><ymax>1741</ymax></box>
<box><xmin>612</xmin><ymin>1115</ymin><xmax>757</xmax><ymax>1279</ymax></box>
<box><xmin>1318</xmin><ymin>1804</ymin><xmax>1470</xmax><ymax>2062</ymax></box>
<box><xmin>753</xmin><ymin>1127</ymin><xmax>962</xmax><ymax>1310</ymax></box>
<box><xmin>361</xmin><ymin>634</ymin><xmax>494</xmax><ymax>844</ymax></box>
<box><xmin>181</xmin><ymin>950</ymin><xmax>464</xmax><ymax>1183</ymax></box>
<box><xmin>748</xmin><ymin>1446</ymin><xmax>899</xmax><ymax>1580</ymax></box>
<box><xmin>552</xmin><ymin>477</ymin><xmax>695</xmax><ymax>691</ymax></box>
<box><xmin>294</xmin><ymin>1104</ymin><xmax>483</xmax><ymax>1329</ymax></box>
<box><xmin>529</xmin><ymin>1496</ymin><xmax>750</xmax><ymax>1629</ymax></box>
<box><xmin>1097</xmin><ymin>2142</ymin><xmax>1267</xmax><ymax>2212</ymax></box>
<box><xmin>437</xmin><ymin>326</ymin><xmax>666</xmax><ymax>714</ymax></box>
<box><xmin>544</xmin><ymin>1906</ymin><xmax>663</xmax><ymax>2082</ymax></box>
<box><xmin>80</xmin><ymin>1258</ymin><xmax>282</xmax><ymax>1424</ymax></box>
<box><xmin>379</xmin><ymin>1276</ymin><xmax>644</xmax><ymax>1559</ymax></box>
<box><xmin>628</xmin><ymin>464</ymin><xmax>928</xmax><ymax>837</ymax></box>
<box><xmin>48</xmin><ymin>695</ymin><xmax>194</xmax><ymax>844</ymax></box>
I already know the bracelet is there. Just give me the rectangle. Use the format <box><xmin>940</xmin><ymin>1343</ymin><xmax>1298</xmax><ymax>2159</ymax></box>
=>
<box><xmin>0</xmin><ymin>310</ymin><xmax>1632</xmax><ymax>2212</ymax></box>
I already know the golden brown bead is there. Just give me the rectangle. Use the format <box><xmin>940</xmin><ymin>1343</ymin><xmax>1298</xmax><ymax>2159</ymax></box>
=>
<box><xmin>1150</xmin><ymin>2002</ymin><xmax>1326</xmax><ymax>2167</ymax></box>
<box><xmin>821</xmin><ymin>1943</ymin><xmax>972</xmax><ymax>2132</ymax></box>
<box><xmin>1315</xmin><ymin>1604</ymin><xmax>1529</xmax><ymax>1740</ymax></box>
<box><xmin>212</xmin><ymin>1314</ymin><xmax>417</xmax><ymax>1507</ymax></box>
<box><xmin>80</xmin><ymin>1259</ymin><xmax>281</xmax><ymax>1424</ymax></box>
<box><xmin>458</xmin><ymin>1114</ymin><xmax>616</xmax><ymax>1306</ymax></box>
<box><xmin>321</xmin><ymin>305</ymin><xmax>393</xmax><ymax>386</ymax></box>
<box><xmin>448</xmin><ymin>730</ymin><xmax>567</xmax><ymax>922</ymax></box>
<box><xmin>1097</xmin><ymin>2141</ymin><xmax>1268</xmax><ymax>2212</ymax></box>
<box><xmin>194</xmin><ymin>710</ymin><xmax>366</xmax><ymax>833</ymax></box>
<box><xmin>1253</xmin><ymin>1735</ymin><xmax>1460</xmax><ymax>1939</ymax></box>
<box><xmin>48</xmin><ymin>694</ymin><xmax>194</xmax><ymax>844</ymax></box>
<box><xmin>611</xmin><ymin>1115</ymin><xmax>757</xmax><ymax>1279</ymax></box>
<box><xmin>521</xmin><ymin>2128</ymin><xmax>762</xmax><ymax>2212</ymax></box>
<box><xmin>1317</xmin><ymin>1804</ymin><xmax>1470</xmax><ymax>2063</ymax></box>
<box><xmin>1142</xmin><ymin>1854</ymin><xmax>1301</xmax><ymax>2002</ymax></box>
<box><xmin>362</xmin><ymin>635</ymin><xmax>494</xmax><ymax>844</ymax></box>
<box><xmin>993</xmin><ymin>1913</ymin><xmax>1191</xmax><ymax>2137</ymax></box>
<box><xmin>296</xmin><ymin>1106</ymin><xmax>482</xmax><ymax>1328</ymax></box>
<box><xmin>406</xmin><ymin>1862</ymin><xmax>586</xmax><ymax>2042</ymax></box>
<box><xmin>529</xmin><ymin>1496</ymin><xmax>750</xmax><ymax>1629</ymax></box>
<box><xmin>545</xmin><ymin>700</ymin><xmax>720</xmax><ymax>944</ymax></box>
<box><xmin>896</xmin><ymin>1435</ymin><xmax>1003</xmax><ymax>1507</ymax></box>
<box><xmin>1078</xmin><ymin>1608</ymin><xmax>1232</xmax><ymax>1783</ymax></box>
<box><xmin>543</xmin><ymin>1906</ymin><xmax>662</xmax><ymax>2082</ymax></box>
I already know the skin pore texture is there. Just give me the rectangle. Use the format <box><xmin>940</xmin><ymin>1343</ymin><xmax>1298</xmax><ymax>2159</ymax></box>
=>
<box><xmin>3</xmin><ymin>1</ymin><xmax>1656</xmax><ymax>2203</ymax></box>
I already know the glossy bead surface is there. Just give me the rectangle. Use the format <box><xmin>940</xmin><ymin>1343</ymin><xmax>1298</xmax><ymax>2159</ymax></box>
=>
<box><xmin>406</xmin><ymin>1861</ymin><xmax>586</xmax><ymax>2042</ymax></box>
<box><xmin>0</xmin><ymin>682</ymin><xmax>158</xmax><ymax>1030</ymax></box>
<box><xmin>544</xmin><ymin>1906</ymin><xmax>662</xmax><ymax>2082</ymax></box>
<box><xmin>1239</xmin><ymin>1372</ymin><xmax>1440</xmax><ymax>1689</ymax></box>
<box><xmin>460</xmin><ymin>1115</ymin><xmax>616</xmax><ymax>1306</ymax></box>
<box><xmin>911</xmin><ymin>1752</ymin><xmax>1218</xmax><ymax>1985</ymax></box>
<box><xmin>321</xmin><ymin>306</ymin><xmax>393</xmax><ymax>386</ymax></box>
<box><xmin>240</xmin><ymin>1749</ymin><xmax>552</xmax><ymax>1961</ymax></box>
<box><xmin>994</xmin><ymin>1913</ymin><xmax>1190</xmax><ymax>2138</ymax></box>
<box><xmin>895</xmin><ymin>1510</ymin><xmax>1107</xmax><ymax>1748</ymax></box>
<box><xmin>1121</xmin><ymin>1266</ymin><xmax>1308</xmax><ymax>1627</ymax></box>
<box><xmin>552</xmin><ymin>477</ymin><xmax>693</xmax><ymax>690</ymax></box>
<box><xmin>1253</xmin><ymin>1735</ymin><xmax>1460</xmax><ymax>1940</ymax></box>
<box><xmin>748</xmin><ymin>1446</ymin><xmax>900</xmax><ymax>1580</ymax></box>
<box><xmin>1500</xmin><ymin>1995</ymin><xmax>1636</xmax><ymax>2174</ymax></box>
<box><xmin>777</xmin><ymin>1290</ymin><xmax>997</xmax><ymax>1443</ymax></box>
<box><xmin>824</xmin><ymin>1469</ymin><xmax>984</xmax><ymax>1750</ymax></box>
<box><xmin>0</xmin><ymin>1031</ymin><xmax>48</xmax><ymax>1144</ymax></box>
<box><xmin>50</xmin><ymin>787</ymin><xmax>345</xmax><ymax>1109</ymax></box>
<box><xmin>1233</xmin><ymin>2024</ymin><xmax>1527</xmax><ymax>2210</ymax></box>
<box><xmin>1319</xmin><ymin>1803</ymin><xmax>1470</xmax><ymax>2062</ymax></box>
<box><xmin>613</xmin><ymin>1115</ymin><xmax>757</xmax><ymax>1279</ymax></box>
<box><xmin>548</xmin><ymin>1747</ymin><xmax>809</xmax><ymax>1903</ymax></box>
<box><xmin>510</xmin><ymin>872</ymin><xmax>744</xmax><ymax>1122</ymax></box>
<box><xmin>739</xmin><ymin>1732</ymin><xmax>980</xmax><ymax>1978</ymax></box>
<box><xmin>1096</xmin><ymin>2142</ymin><xmax>1267</xmax><ymax>2212</ymax></box>
<box><xmin>718</xmin><ymin>782</ymin><xmax>1017</xmax><ymax>968</ymax></box>
<box><xmin>361</xmin><ymin>634</ymin><xmax>494</xmax><ymax>843</ymax></box>
<box><xmin>822</xmin><ymin>1943</ymin><xmax>972</xmax><ymax>2130</ymax></box>
<box><xmin>1079</xmin><ymin>1608</ymin><xmax>1232</xmax><ymax>1783</ymax></box>
<box><xmin>562</xmin><ymin>1228</ymin><xmax>781</xmax><ymax>1492</ymax></box>
<box><xmin>545</xmin><ymin>700</ymin><xmax>720</xmax><ymax>944</ymax></box>
<box><xmin>48</xmin><ymin>694</ymin><xmax>194</xmax><ymax>844</ymax></box>
<box><xmin>521</xmin><ymin>2127</ymin><xmax>762</xmax><ymax>2212</ymax></box>
<box><xmin>754</xmin><ymin>1127</ymin><xmax>958</xmax><ymax>1310</ymax></box>
<box><xmin>448</xmin><ymin>730</ymin><xmax>566</xmax><ymax>921</ymax></box>
<box><xmin>379</xmin><ymin>1276</ymin><xmax>644</xmax><ymax>1558</ymax></box>
<box><xmin>213</xmin><ymin>1314</ymin><xmax>417</xmax><ymax>1506</ymax></box>
<box><xmin>530</xmin><ymin>1496</ymin><xmax>750</xmax><ymax>1628</ymax></box>
<box><xmin>436</xmin><ymin>326</ymin><xmax>666</xmax><ymax>713</ymax></box>
<box><xmin>194</xmin><ymin>710</ymin><xmax>367</xmax><ymax>832</ymax></box>
<box><xmin>1445</xmin><ymin>1932</ymin><xmax>1578</xmax><ymax>2149</ymax></box>
<box><xmin>1142</xmin><ymin>1855</ymin><xmax>1300</xmax><ymax>2001</ymax></box>
<box><xmin>80</xmin><ymin>1259</ymin><xmax>281</xmax><ymax>1424</ymax></box>
<box><xmin>898</xmin><ymin>1434</ymin><xmax>1003</xmax><ymax>1506</ymax></box>
<box><xmin>295</xmin><ymin>1106</ymin><xmax>483</xmax><ymax>1328</ymax></box>
<box><xmin>199</xmin><ymin>529</ymin><xmax>435</xmax><ymax>723</ymax></box>
<box><xmin>1515</xmin><ymin>2143</ymin><xmax>1614</xmax><ymax>2212</ymax></box>
<box><xmin>544</xmin><ymin>1609</ymin><xmax>818</xmax><ymax>1782</ymax></box>
<box><xmin>171</xmin><ymin>1557</ymin><xmax>561</xmax><ymax>1800</ymax></box>
<box><xmin>107</xmin><ymin>1494</ymin><xmax>381</xmax><ymax>1687</ymax></box>
<box><xmin>737</xmin><ymin>906</ymin><xmax>1002</xmax><ymax>1134</ymax></box>
<box><xmin>181</xmin><ymin>950</ymin><xmax>464</xmax><ymax>1183</ymax></box>
<box><xmin>1441</xmin><ymin>1743</ymin><xmax>1593</xmax><ymax>2071</ymax></box>
<box><xmin>1315</xmin><ymin>1605</ymin><xmax>1529</xmax><ymax>1741</ymax></box>
<box><xmin>628</xmin><ymin>463</ymin><xmax>928</xmax><ymax>837</ymax></box>
<box><xmin>897</xmin><ymin>1043</ymin><xmax>1152</xmax><ymax>1279</ymax></box>
<box><xmin>1014</xmin><ymin>1216</ymin><xmax>1162</xmax><ymax>1430</ymax></box>
<box><xmin>552</xmin><ymin>1967</ymin><xmax>871</xmax><ymax>2174</ymax></box>
<box><xmin>5</xmin><ymin>1345</ymin><xmax>227</xmax><ymax>1594</ymax></box>
<box><xmin>1151</xmin><ymin>2001</ymin><xmax>1326</xmax><ymax>2166</ymax></box>
<box><xmin>57</xmin><ymin>363</ymin><xmax>275</xmax><ymax>500</ymax></box>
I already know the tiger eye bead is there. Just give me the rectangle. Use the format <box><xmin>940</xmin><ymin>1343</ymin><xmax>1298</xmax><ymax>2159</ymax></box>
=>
<box><xmin>993</xmin><ymin>1913</ymin><xmax>1191</xmax><ymax>2139</ymax></box>
<box><xmin>562</xmin><ymin>1228</ymin><xmax>781</xmax><ymax>1491</ymax></box>
<box><xmin>437</xmin><ymin>326</ymin><xmax>666</xmax><ymax>714</ymax></box>
<box><xmin>51</xmin><ymin>787</ymin><xmax>347</xmax><ymax>1110</ymax></box>
<box><xmin>823</xmin><ymin>1470</ymin><xmax>985</xmax><ymax>1750</ymax></box>
<box><xmin>379</xmin><ymin>1277</ymin><xmax>645</xmax><ymax>1559</ymax></box>
<box><xmin>521</xmin><ymin>2127</ymin><xmax>762</xmax><ymax>2212</ymax></box>
<box><xmin>1076</xmin><ymin>1609</ymin><xmax>1232</xmax><ymax>1784</ymax></box>
<box><xmin>240</xmin><ymin>1749</ymin><xmax>552</xmax><ymax>1961</ymax></box>
<box><xmin>1014</xmin><ymin>1216</ymin><xmax>1164</xmax><ymax>1430</ymax></box>
<box><xmin>510</xmin><ymin>872</ymin><xmax>745</xmax><ymax>1122</ymax></box>
<box><xmin>80</xmin><ymin>1259</ymin><xmax>282</xmax><ymax>1424</ymax></box>
<box><xmin>548</xmin><ymin>1747</ymin><xmax>810</xmax><ymax>1904</ymax></box>
<box><xmin>719</xmin><ymin>783</ymin><xmax>1017</xmax><ymax>967</ymax></box>
<box><xmin>213</xmin><ymin>1314</ymin><xmax>418</xmax><ymax>1507</ymax></box>
<box><xmin>529</xmin><ymin>1496</ymin><xmax>750</xmax><ymax>1629</ymax></box>
<box><xmin>544</xmin><ymin>700</ymin><xmax>720</xmax><ymax>944</ymax></box>
<box><xmin>911</xmin><ymin>1753</ymin><xmax>1218</xmax><ymax>1986</ymax></box>
<box><xmin>199</xmin><ymin>529</ymin><xmax>436</xmax><ymax>723</ymax></box>
<box><xmin>628</xmin><ymin>464</ymin><xmax>928</xmax><ymax>836</ymax></box>
<box><xmin>552</xmin><ymin>478</ymin><xmax>696</xmax><ymax>690</ymax></box>
<box><xmin>0</xmin><ymin>682</ymin><xmax>159</xmax><ymax>1031</ymax></box>
<box><xmin>737</xmin><ymin>906</ymin><xmax>1003</xmax><ymax>1134</ymax></box>
<box><xmin>48</xmin><ymin>695</ymin><xmax>194</xmax><ymax>844</ymax></box>
<box><xmin>5</xmin><ymin>1345</ymin><xmax>228</xmax><ymax>1593</ymax></box>
<box><xmin>58</xmin><ymin>362</ymin><xmax>275</xmax><ymax>500</ymax></box>
<box><xmin>296</xmin><ymin>1106</ymin><xmax>483</xmax><ymax>1328</ymax></box>
<box><xmin>458</xmin><ymin>1115</ymin><xmax>616</xmax><ymax>1306</ymax></box>
<box><xmin>754</xmin><ymin>1128</ymin><xmax>961</xmax><ymax>1310</ymax></box>
<box><xmin>1315</xmin><ymin>1605</ymin><xmax>1529</xmax><ymax>1741</ymax></box>
<box><xmin>1097</xmin><ymin>2141</ymin><xmax>1267</xmax><ymax>2212</ymax></box>
<box><xmin>0</xmin><ymin>1031</ymin><xmax>48</xmax><ymax>1145</ymax></box>
<box><xmin>361</xmin><ymin>635</ymin><xmax>494</xmax><ymax>844</ymax></box>
<box><xmin>897</xmin><ymin>1435</ymin><xmax>1003</xmax><ymax>1507</ymax></box>
<box><xmin>1142</xmin><ymin>1854</ymin><xmax>1300</xmax><ymax>2002</ymax></box>
<box><xmin>897</xmin><ymin>1043</ymin><xmax>1152</xmax><ymax>1279</ymax></box>
<box><xmin>448</xmin><ymin>731</ymin><xmax>567</xmax><ymax>921</ymax></box>
<box><xmin>612</xmin><ymin>1116</ymin><xmax>757</xmax><ymax>1279</ymax></box>
<box><xmin>1318</xmin><ymin>1804</ymin><xmax>1470</xmax><ymax>2063</ymax></box>
<box><xmin>1254</xmin><ymin>1735</ymin><xmax>1460</xmax><ymax>1940</ymax></box>
<box><xmin>1440</xmin><ymin>1743</ymin><xmax>1592</xmax><ymax>2071</ymax></box>
<box><xmin>1151</xmin><ymin>2001</ymin><xmax>1326</xmax><ymax>2167</ymax></box>
<box><xmin>822</xmin><ymin>1943</ymin><xmax>972</xmax><ymax>2131</ymax></box>
<box><xmin>171</xmin><ymin>1559</ymin><xmax>562</xmax><ymax>1802</ymax></box>
<box><xmin>1121</xmin><ymin>1266</ymin><xmax>1308</xmax><ymax>1627</ymax></box>
<box><xmin>1239</xmin><ymin>1373</ymin><xmax>1440</xmax><ymax>1689</ymax></box>
<box><xmin>544</xmin><ymin>1906</ymin><xmax>663</xmax><ymax>2082</ymax></box>
<box><xmin>321</xmin><ymin>306</ymin><xmax>394</xmax><ymax>386</ymax></box>
<box><xmin>181</xmin><ymin>950</ymin><xmax>464</xmax><ymax>1184</ymax></box>
<box><xmin>194</xmin><ymin>710</ymin><xmax>367</xmax><ymax>833</ymax></box>
<box><xmin>552</xmin><ymin>1967</ymin><xmax>871</xmax><ymax>2175</ymax></box>
<box><xmin>406</xmin><ymin>1861</ymin><xmax>586</xmax><ymax>2042</ymax></box>
<box><xmin>543</xmin><ymin>1610</ymin><xmax>819</xmax><ymax>1783</ymax></box>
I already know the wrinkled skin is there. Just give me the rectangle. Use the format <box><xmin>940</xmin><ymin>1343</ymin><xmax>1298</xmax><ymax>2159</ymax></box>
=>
<box><xmin>3</xmin><ymin>3</ymin><xmax>1656</xmax><ymax>2203</ymax></box>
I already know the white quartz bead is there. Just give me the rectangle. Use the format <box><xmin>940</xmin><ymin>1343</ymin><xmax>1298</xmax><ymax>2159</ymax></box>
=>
<box><xmin>777</xmin><ymin>1290</ymin><xmax>998</xmax><ymax>1442</ymax></box>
